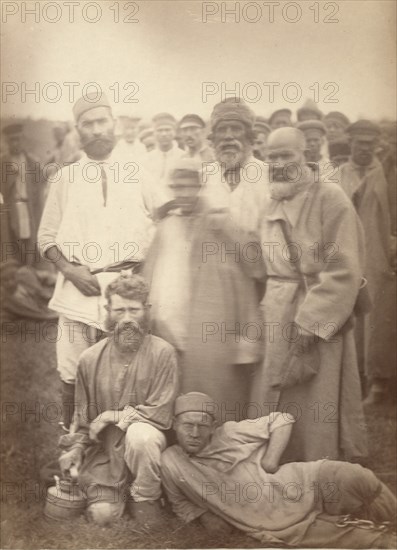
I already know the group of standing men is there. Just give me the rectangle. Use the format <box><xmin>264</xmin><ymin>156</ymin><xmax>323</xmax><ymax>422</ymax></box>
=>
<box><xmin>1</xmin><ymin>92</ymin><xmax>396</xmax><ymax>546</ymax></box>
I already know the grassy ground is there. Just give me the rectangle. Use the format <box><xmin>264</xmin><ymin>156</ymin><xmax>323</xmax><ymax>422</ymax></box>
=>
<box><xmin>1</xmin><ymin>316</ymin><xmax>396</xmax><ymax>549</ymax></box>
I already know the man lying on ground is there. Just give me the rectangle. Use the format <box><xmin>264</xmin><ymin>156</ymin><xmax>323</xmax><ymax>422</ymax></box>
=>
<box><xmin>161</xmin><ymin>392</ymin><xmax>396</xmax><ymax>549</ymax></box>
<box><xmin>58</xmin><ymin>274</ymin><xmax>179</xmax><ymax>527</ymax></box>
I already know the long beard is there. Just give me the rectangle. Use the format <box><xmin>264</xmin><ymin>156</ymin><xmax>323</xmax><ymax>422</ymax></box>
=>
<box><xmin>105</xmin><ymin>315</ymin><xmax>149</xmax><ymax>352</ymax></box>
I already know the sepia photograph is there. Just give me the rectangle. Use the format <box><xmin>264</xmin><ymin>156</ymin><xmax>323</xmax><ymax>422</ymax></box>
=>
<box><xmin>1</xmin><ymin>1</ymin><xmax>396</xmax><ymax>548</ymax></box>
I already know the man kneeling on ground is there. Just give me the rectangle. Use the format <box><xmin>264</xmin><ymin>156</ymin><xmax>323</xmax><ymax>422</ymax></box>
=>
<box><xmin>58</xmin><ymin>274</ymin><xmax>179</xmax><ymax>527</ymax></box>
<box><xmin>161</xmin><ymin>392</ymin><xmax>396</xmax><ymax>549</ymax></box>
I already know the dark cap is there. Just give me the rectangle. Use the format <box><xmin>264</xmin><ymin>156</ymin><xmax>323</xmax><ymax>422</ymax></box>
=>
<box><xmin>268</xmin><ymin>109</ymin><xmax>292</xmax><ymax>125</ymax></box>
<box><xmin>347</xmin><ymin>120</ymin><xmax>380</xmax><ymax>137</ymax></box>
<box><xmin>324</xmin><ymin>111</ymin><xmax>350</xmax><ymax>128</ymax></box>
<box><xmin>179</xmin><ymin>114</ymin><xmax>206</xmax><ymax>129</ymax></box>
<box><xmin>297</xmin><ymin>119</ymin><xmax>327</xmax><ymax>136</ymax></box>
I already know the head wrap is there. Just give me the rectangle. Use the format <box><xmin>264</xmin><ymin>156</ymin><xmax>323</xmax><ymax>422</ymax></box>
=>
<box><xmin>174</xmin><ymin>392</ymin><xmax>217</xmax><ymax>419</ymax></box>
<box><xmin>73</xmin><ymin>92</ymin><xmax>112</xmax><ymax>122</ymax></box>
<box><xmin>210</xmin><ymin>97</ymin><xmax>255</xmax><ymax>131</ymax></box>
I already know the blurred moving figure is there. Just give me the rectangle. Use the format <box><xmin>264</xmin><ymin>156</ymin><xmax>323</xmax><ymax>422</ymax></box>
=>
<box><xmin>144</xmin><ymin>157</ymin><xmax>265</xmax><ymax>422</ymax></box>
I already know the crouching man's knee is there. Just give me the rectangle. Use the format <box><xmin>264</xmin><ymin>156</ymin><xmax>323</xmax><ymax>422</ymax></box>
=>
<box><xmin>86</xmin><ymin>501</ymin><xmax>124</xmax><ymax>526</ymax></box>
<box><xmin>125</xmin><ymin>422</ymin><xmax>166</xmax><ymax>457</ymax></box>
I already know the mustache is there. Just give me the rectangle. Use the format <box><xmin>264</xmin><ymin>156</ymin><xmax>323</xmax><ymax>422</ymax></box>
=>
<box><xmin>217</xmin><ymin>140</ymin><xmax>243</xmax><ymax>152</ymax></box>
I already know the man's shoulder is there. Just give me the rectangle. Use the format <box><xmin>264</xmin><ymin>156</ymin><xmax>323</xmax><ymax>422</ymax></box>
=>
<box><xmin>315</xmin><ymin>179</ymin><xmax>353</xmax><ymax>207</ymax></box>
<box><xmin>145</xmin><ymin>334</ymin><xmax>176</xmax><ymax>356</ymax></box>
<box><xmin>78</xmin><ymin>337</ymin><xmax>109</xmax><ymax>366</ymax></box>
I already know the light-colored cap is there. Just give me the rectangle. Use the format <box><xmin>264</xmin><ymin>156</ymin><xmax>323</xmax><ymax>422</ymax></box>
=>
<box><xmin>73</xmin><ymin>92</ymin><xmax>111</xmax><ymax>121</ymax></box>
<box><xmin>174</xmin><ymin>392</ymin><xmax>217</xmax><ymax>418</ymax></box>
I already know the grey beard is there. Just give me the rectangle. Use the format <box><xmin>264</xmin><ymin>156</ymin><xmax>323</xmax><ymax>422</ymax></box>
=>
<box><xmin>270</xmin><ymin>166</ymin><xmax>314</xmax><ymax>200</ymax></box>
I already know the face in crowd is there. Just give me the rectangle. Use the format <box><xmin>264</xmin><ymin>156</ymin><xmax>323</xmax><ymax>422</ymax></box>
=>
<box><xmin>350</xmin><ymin>134</ymin><xmax>377</xmax><ymax>166</ymax></box>
<box><xmin>105</xmin><ymin>293</ymin><xmax>150</xmax><ymax>352</ymax></box>
<box><xmin>169</xmin><ymin>172</ymin><xmax>202</xmax><ymax>214</ymax></box>
<box><xmin>77</xmin><ymin>106</ymin><xmax>116</xmax><ymax>160</ymax></box>
<box><xmin>213</xmin><ymin>120</ymin><xmax>252</xmax><ymax>169</ymax></box>
<box><xmin>324</xmin><ymin>119</ymin><xmax>346</xmax><ymax>142</ymax></box>
<box><xmin>154</xmin><ymin>124</ymin><xmax>175</xmax><ymax>150</ymax></box>
<box><xmin>303</xmin><ymin>129</ymin><xmax>324</xmax><ymax>162</ymax></box>
<box><xmin>180</xmin><ymin>124</ymin><xmax>205</xmax><ymax>152</ymax></box>
<box><xmin>266</xmin><ymin>128</ymin><xmax>306</xmax><ymax>183</ymax></box>
<box><xmin>123</xmin><ymin>119</ymin><xmax>139</xmax><ymax>144</ymax></box>
<box><xmin>270</xmin><ymin>114</ymin><xmax>291</xmax><ymax>129</ymax></box>
<box><xmin>174</xmin><ymin>411</ymin><xmax>216</xmax><ymax>455</ymax></box>
<box><xmin>253</xmin><ymin>131</ymin><xmax>268</xmax><ymax>161</ymax></box>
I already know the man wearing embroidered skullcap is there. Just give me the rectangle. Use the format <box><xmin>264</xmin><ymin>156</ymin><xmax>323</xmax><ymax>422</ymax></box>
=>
<box><xmin>338</xmin><ymin>120</ymin><xmax>395</xmax><ymax>406</ymax></box>
<box><xmin>297</xmin><ymin>119</ymin><xmax>331</xmax><ymax>176</ymax></box>
<box><xmin>251</xmin><ymin>127</ymin><xmax>368</xmax><ymax>463</ymax></box>
<box><xmin>38</xmin><ymin>92</ymin><xmax>159</xmax><ymax>430</ymax></box>
<box><xmin>253</xmin><ymin>116</ymin><xmax>271</xmax><ymax>161</ymax></box>
<box><xmin>1</xmin><ymin>123</ymin><xmax>44</xmax><ymax>266</ymax></box>
<box><xmin>268</xmin><ymin>108</ymin><xmax>292</xmax><ymax>129</ymax></box>
<box><xmin>296</xmin><ymin>98</ymin><xmax>323</xmax><ymax>122</ymax></box>
<box><xmin>161</xmin><ymin>392</ymin><xmax>396</xmax><ymax>548</ymax></box>
<box><xmin>324</xmin><ymin>111</ymin><xmax>350</xmax><ymax>142</ymax></box>
<box><xmin>143</xmin><ymin>113</ymin><xmax>184</xmax><ymax>190</ymax></box>
<box><xmin>179</xmin><ymin>114</ymin><xmax>214</xmax><ymax>162</ymax></box>
<box><xmin>144</xmin><ymin>156</ymin><xmax>265</xmax><ymax>419</ymax></box>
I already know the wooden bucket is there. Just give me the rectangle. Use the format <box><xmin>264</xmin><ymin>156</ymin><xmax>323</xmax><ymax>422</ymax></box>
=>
<box><xmin>44</xmin><ymin>480</ymin><xmax>86</xmax><ymax>521</ymax></box>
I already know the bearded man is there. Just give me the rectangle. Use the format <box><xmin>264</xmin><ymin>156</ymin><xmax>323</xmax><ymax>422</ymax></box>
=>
<box><xmin>38</xmin><ymin>93</ymin><xmax>158</xmax><ymax>429</ymax></box>
<box><xmin>58</xmin><ymin>274</ymin><xmax>179</xmax><ymax>527</ymax></box>
<box><xmin>251</xmin><ymin>127</ymin><xmax>368</xmax><ymax>462</ymax></box>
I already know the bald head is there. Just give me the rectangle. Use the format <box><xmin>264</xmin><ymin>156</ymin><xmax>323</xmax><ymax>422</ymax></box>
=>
<box><xmin>266</xmin><ymin>128</ymin><xmax>307</xmax><ymax>183</ymax></box>
<box><xmin>267</xmin><ymin>127</ymin><xmax>306</xmax><ymax>152</ymax></box>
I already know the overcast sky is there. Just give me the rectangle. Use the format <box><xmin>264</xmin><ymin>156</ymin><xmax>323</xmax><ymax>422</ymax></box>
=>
<box><xmin>1</xmin><ymin>0</ymin><xmax>396</xmax><ymax>122</ymax></box>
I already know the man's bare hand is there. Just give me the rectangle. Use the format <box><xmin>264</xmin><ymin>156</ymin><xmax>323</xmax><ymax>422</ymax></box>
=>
<box><xmin>89</xmin><ymin>410</ymin><xmax>115</xmax><ymax>442</ymax></box>
<box><xmin>63</xmin><ymin>264</ymin><xmax>101</xmax><ymax>296</ymax></box>
<box><xmin>59</xmin><ymin>447</ymin><xmax>83</xmax><ymax>477</ymax></box>
<box><xmin>291</xmin><ymin>330</ymin><xmax>317</xmax><ymax>356</ymax></box>
<box><xmin>200</xmin><ymin>511</ymin><xmax>233</xmax><ymax>536</ymax></box>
